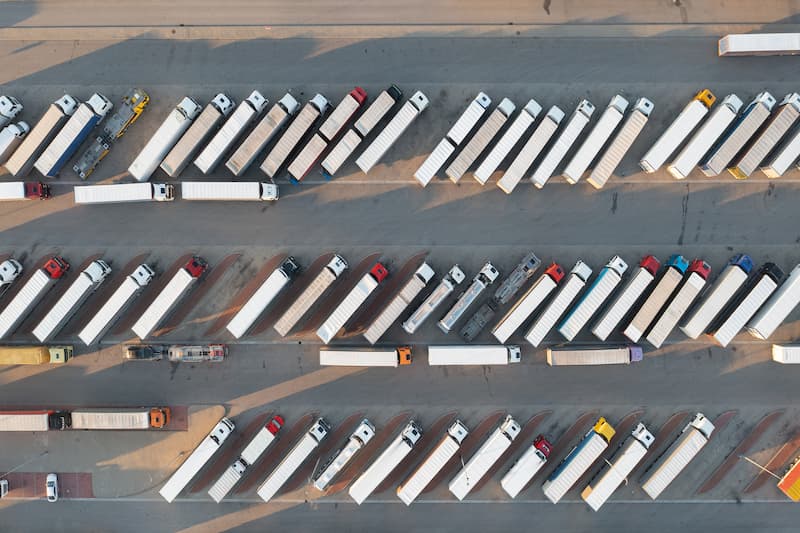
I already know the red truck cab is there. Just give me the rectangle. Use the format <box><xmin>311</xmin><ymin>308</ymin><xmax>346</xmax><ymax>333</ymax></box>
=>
<box><xmin>184</xmin><ymin>256</ymin><xmax>208</xmax><ymax>278</ymax></box>
<box><xmin>640</xmin><ymin>255</ymin><xmax>661</xmax><ymax>276</ymax></box>
<box><xmin>688</xmin><ymin>259</ymin><xmax>712</xmax><ymax>280</ymax></box>
<box><xmin>266</xmin><ymin>415</ymin><xmax>284</xmax><ymax>435</ymax></box>
<box><xmin>43</xmin><ymin>256</ymin><xmax>69</xmax><ymax>279</ymax></box>
<box><xmin>25</xmin><ymin>182</ymin><xmax>51</xmax><ymax>200</ymax></box>
<box><xmin>369</xmin><ymin>262</ymin><xmax>389</xmax><ymax>283</ymax></box>
<box><xmin>544</xmin><ymin>262</ymin><xmax>566</xmax><ymax>283</ymax></box>
<box><xmin>533</xmin><ymin>434</ymin><xmax>553</xmax><ymax>458</ymax></box>
<box><xmin>350</xmin><ymin>87</ymin><xmax>368</xmax><ymax>105</ymax></box>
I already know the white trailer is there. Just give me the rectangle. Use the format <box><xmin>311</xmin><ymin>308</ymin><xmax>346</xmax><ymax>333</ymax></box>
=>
<box><xmin>474</xmin><ymin>99</ymin><xmax>542</xmax><ymax>185</ymax></box>
<box><xmin>316</xmin><ymin>263</ymin><xmax>389</xmax><ymax>343</ymax></box>
<box><xmin>159</xmin><ymin>417</ymin><xmax>235</xmax><ymax>503</ymax></box>
<box><xmin>413</xmin><ymin>92</ymin><xmax>492</xmax><ymax>187</ymax></box>
<box><xmin>531</xmin><ymin>100</ymin><xmax>595</xmax><ymax>188</ymax></box>
<box><xmin>747</xmin><ymin>264</ymin><xmax>800</xmax><ymax>340</ymax></box>
<box><xmin>719</xmin><ymin>33</ymin><xmax>800</xmax><ymax>56</ymax></box>
<box><xmin>320</xmin><ymin>346</ymin><xmax>411</xmax><ymax>367</ymax></box>
<box><xmin>79</xmin><ymin>264</ymin><xmax>154</xmax><ymax>345</ymax></box>
<box><xmin>772</xmin><ymin>344</ymin><xmax>800</xmax><ymax>364</ymax></box>
<box><xmin>33</xmin><ymin>260</ymin><xmax>111</xmax><ymax>342</ymax></box>
<box><xmin>74</xmin><ymin>183</ymin><xmax>174</xmax><ymax>204</ymax></box>
<box><xmin>0</xmin><ymin>257</ymin><xmax>68</xmax><ymax>340</ymax></box>
<box><xmin>397</xmin><ymin>420</ymin><xmax>469</xmax><ymax>506</ymax></box>
<box><xmin>402</xmin><ymin>265</ymin><xmax>466</xmax><ymax>335</ymax></box>
<box><xmin>546</xmin><ymin>345</ymin><xmax>643</xmax><ymax>366</ymax></box>
<box><xmin>667</xmin><ymin>94</ymin><xmax>743</xmax><ymax>180</ymax></box>
<box><xmin>160</xmin><ymin>93</ymin><xmax>234</xmax><ymax>177</ymax></box>
<box><xmin>128</xmin><ymin>97</ymin><xmax>201</xmax><ymax>182</ymax></box>
<box><xmin>356</xmin><ymin>91</ymin><xmax>429</xmax><ymax>173</ymax></box>
<box><xmin>261</xmin><ymin>94</ymin><xmax>329</xmax><ymax>178</ymax></box>
<box><xmin>0</xmin><ymin>96</ymin><xmax>22</xmax><ymax>128</ymax></box>
<box><xmin>563</xmin><ymin>95</ymin><xmax>628</xmax><ymax>184</ymax></box>
<box><xmin>729</xmin><ymin>93</ymin><xmax>800</xmax><ymax>179</ymax></box>
<box><xmin>364</xmin><ymin>263</ymin><xmax>434</xmax><ymax>344</ymax></box>
<box><xmin>680</xmin><ymin>254</ymin><xmax>753</xmax><ymax>339</ymax></box>
<box><xmin>226</xmin><ymin>93</ymin><xmax>299</xmax><ymax>176</ymax></box>
<box><xmin>762</xmin><ymin>127</ymin><xmax>800</xmax><ymax>178</ymax></box>
<box><xmin>180</xmin><ymin>181</ymin><xmax>278</xmax><ymax>202</ymax></box>
<box><xmin>646</xmin><ymin>260</ymin><xmax>711</xmax><ymax>348</ymax></box>
<box><xmin>314</xmin><ymin>419</ymin><xmax>375</xmax><ymax>491</ymax></box>
<box><xmin>710</xmin><ymin>263</ymin><xmax>783</xmax><ymax>347</ymax></box>
<box><xmin>449</xmin><ymin>415</ymin><xmax>521</xmax><ymax>500</ymax></box>
<box><xmin>701</xmin><ymin>92</ymin><xmax>776</xmax><ymax>177</ymax></box>
<box><xmin>257</xmin><ymin>418</ymin><xmax>330</xmax><ymax>502</ymax></box>
<box><xmin>0</xmin><ymin>122</ymin><xmax>30</xmax><ymax>164</ymax></box>
<box><xmin>588</xmin><ymin>98</ymin><xmax>654</xmax><ymax>189</ymax></box>
<box><xmin>542</xmin><ymin>418</ymin><xmax>616</xmax><ymax>504</ymax></box>
<box><xmin>69</xmin><ymin>408</ymin><xmax>165</xmax><ymax>430</ymax></box>
<box><xmin>438</xmin><ymin>262</ymin><xmax>499</xmax><ymax>334</ymax></box>
<box><xmin>501</xmin><ymin>435</ymin><xmax>552</xmax><ymax>498</ymax></box>
<box><xmin>274</xmin><ymin>255</ymin><xmax>347</xmax><ymax>337</ymax></box>
<box><xmin>623</xmin><ymin>255</ymin><xmax>688</xmax><ymax>343</ymax></box>
<box><xmin>0</xmin><ymin>411</ymin><xmax>51</xmax><ymax>432</ymax></box>
<box><xmin>558</xmin><ymin>256</ymin><xmax>627</xmax><ymax>341</ymax></box>
<box><xmin>497</xmin><ymin>106</ymin><xmax>564</xmax><ymax>194</ymax></box>
<box><xmin>349</xmin><ymin>421</ymin><xmax>422</xmax><ymax>505</ymax></box>
<box><xmin>427</xmin><ymin>345</ymin><xmax>521</xmax><ymax>365</ymax></box>
<box><xmin>641</xmin><ymin>413</ymin><xmax>714</xmax><ymax>499</ymax></box>
<box><xmin>639</xmin><ymin>89</ymin><xmax>716</xmax><ymax>173</ymax></box>
<box><xmin>582</xmin><ymin>423</ymin><xmax>655</xmax><ymax>511</ymax></box>
<box><xmin>492</xmin><ymin>263</ymin><xmax>565</xmax><ymax>343</ymax></box>
<box><xmin>525</xmin><ymin>260</ymin><xmax>593</xmax><ymax>347</ymax></box>
<box><xmin>226</xmin><ymin>258</ymin><xmax>300</xmax><ymax>339</ymax></box>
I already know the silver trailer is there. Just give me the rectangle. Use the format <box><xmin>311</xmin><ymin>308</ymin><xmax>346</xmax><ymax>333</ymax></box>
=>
<box><xmin>558</xmin><ymin>256</ymin><xmax>627</xmax><ymax>341</ymax></box>
<box><xmin>363</xmin><ymin>263</ymin><xmax>434</xmax><ymax>344</ymax></box>
<box><xmin>747</xmin><ymin>263</ymin><xmax>800</xmax><ymax>340</ymax></box>
<box><xmin>261</xmin><ymin>94</ymin><xmax>329</xmax><ymax>178</ymax></box>
<box><xmin>531</xmin><ymin>99</ymin><xmax>595</xmax><ymax>188</ymax></box>
<box><xmin>563</xmin><ymin>95</ymin><xmax>628</xmax><ymax>184</ymax></box>
<box><xmin>402</xmin><ymin>265</ymin><xmax>466</xmax><ymax>334</ymax></box>
<box><xmin>497</xmin><ymin>106</ymin><xmax>564</xmax><ymax>194</ymax></box>
<box><xmin>525</xmin><ymin>260</ymin><xmax>592</xmax><ymax>347</ymax></box>
<box><xmin>438</xmin><ymin>262</ymin><xmax>499</xmax><ymax>334</ymax></box>
<box><xmin>474</xmin><ymin>99</ymin><xmax>542</xmax><ymax>185</ymax></box>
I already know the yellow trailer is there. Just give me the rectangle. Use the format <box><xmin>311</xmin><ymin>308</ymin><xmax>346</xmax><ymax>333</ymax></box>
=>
<box><xmin>0</xmin><ymin>345</ymin><xmax>72</xmax><ymax>365</ymax></box>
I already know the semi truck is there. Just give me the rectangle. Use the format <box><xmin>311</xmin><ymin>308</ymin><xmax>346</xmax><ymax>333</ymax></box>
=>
<box><xmin>525</xmin><ymin>260</ymin><xmax>593</xmax><ymax>347</ymax></box>
<box><xmin>322</xmin><ymin>85</ymin><xmax>402</xmax><ymax>177</ymax></box>
<box><xmin>680</xmin><ymin>254</ymin><xmax>753</xmax><ymax>339</ymax></box>
<box><xmin>710</xmin><ymin>263</ymin><xmax>783</xmax><ymax>347</ymax></box>
<box><xmin>588</xmin><ymin>98</ymin><xmax>654</xmax><ymax>189</ymax></box>
<box><xmin>180</xmin><ymin>181</ymin><xmax>278</xmax><ymax>202</ymax></box>
<box><xmin>427</xmin><ymin>345</ymin><xmax>521</xmax><ymax>365</ymax></box>
<box><xmin>0</xmin><ymin>96</ymin><xmax>22</xmax><ymax>128</ymax></box>
<box><xmin>226</xmin><ymin>257</ymin><xmax>300</xmax><ymax>339</ymax></box>
<box><xmin>0</xmin><ymin>181</ymin><xmax>51</xmax><ymax>201</ymax></box>
<box><xmin>349</xmin><ymin>420</ymin><xmax>423</xmax><ymax>505</ymax></box>
<box><xmin>646</xmin><ymin>259</ymin><xmax>711</xmax><ymax>348</ymax></box>
<box><xmin>317</xmin><ymin>263</ymin><xmax>389</xmax><ymax>344</ymax></box>
<box><xmin>68</xmin><ymin>408</ymin><xmax>170</xmax><ymax>430</ymax></box>
<box><xmin>74</xmin><ymin>183</ymin><xmax>174</xmax><ymax>204</ymax></box>
<box><xmin>563</xmin><ymin>95</ymin><xmax>628</xmax><ymax>184</ymax></box>
<box><xmin>413</xmin><ymin>92</ymin><xmax>492</xmax><ymax>187</ymax></box>
<box><xmin>639</xmin><ymin>89</ymin><xmax>716</xmax><ymax>173</ymax></box>
<box><xmin>641</xmin><ymin>413</ymin><xmax>714</xmax><ymax>499</ymax></box>
<box><xmin>667</xmin><ymin>94</ymin><xmax>743</xmax><ymax>180</ymax></box>
<box><xmin>397</xmin><ymin>420</ymin><xmax>469</xmax><ymax>506</ymax></box>
<box><xmin>73</xmin><ymin>88</ymin><xmax>150</xmax><ymax>179</ymax></box>
<box><xmin>546</xmin><ymin>345</ymin><xmax>643</xmax><ymax>366</ymax></box>
<box><xmin>729</xmin><ymin>93</ymin><xmax>800</xmax><ymax>179</ymax></box>
<box><xmin>558</xmin><ymin>256</ymin><xmax>627</xmax><ymax>341</ymax></box>
<box><xmin>449</xmin><ymin>415</ymin><xmax>521</xmax><ymax>500</ymax></box>
<box><xmin>194</xmin><ymin>90</ymin><xmax>268</xmax><ymax>174</ymax></box>
<box><xmin>402</xmin><ymin>265</ymin><xmax>466</xmax><ymax>335</ymax></box>
<box><xmin>501</xmin><ymin>435</ymin><xmax>553</xmax><ymax>498</ymax></box>
<box><xmin>438</xmin><ymin>262</ymin><xmax>499</xmax><ymax>334</ymax></box>
<box><xmin>491</xmin><ymin>263</ymin><xmax>564</xmax><ymax>343</ymax></box>
<box><xmin>79</xmin><ymin>264</ymin><xmax>155</xmax><ymax>345</ymax></box>
<box><xmin>497</xmin><ymin>106</ymin><xmax>564</xmax><ymax>194</ymax></box>
<box><xmin>719</xmin><ymin>33</ymin><xmax>800</xmax><ymax>56</ymax></box>
<box><xmin>531</xmin><ymin>99</ymin><xmax>595</xmax><ymax>188</ymax></box>
<box><xmin>772</xmin><ymin>344</ymin><xmax>800</xmax><ymax>364</ymax></box>
<box><xmin>582</xmin><ymin>423</ymin><xmax>655</xmax><ymax>511</ymax></box>
<box><xmin>4</xmin><ymin>95</ymin><xmax>78</xmax><ymax>177</ymax></box>
<box><xmin>34</xmin><ymin>93</ymin><xmax>113</xmax><ymax>178</ymax></box>
<box><xmin>474</xmin><ymin>99</ymin><xmax>542</xmax><ymax>185</ymax></box>
<box><xmin>159</xmin><ymin>417</ymin><xmax>235</xmax><ymax>503</ymax></box>
<box><xmin>288</xmin><ymin>87</ymin><xmax>367</xmax><ymax>181</ymax></box>
<box><xmin>257</xmin><ymin>418</ymin><xmax>330</xmax><ymax>502</ymax></box>
<box><xmin>160</xmin><ymin>93</ymin><xmax>234</xmax><ymax>177</ymax></box>
<box><xmin>132</xmin><ymin>257</ymin><xmax>207</xmax><ymax>339</ymax></box>
<box><xmin>208</xmin><ymin>415</ymin><xmax>283</xmax><ymax>503</ymax></box>
<box><xmin>0</xmin><ymin>256</ymin><xmax>69</xmax><ymax>340</ymax></box>
<box><xmin>313</xmin><ymin>419</ymin><xmax>375</xmax><ymax>491</ymax></box>
<box><xmin>356</xmin><ymin>91</ymin><xmax>429</xmax><ymax>173</ymax></box>
<box><xmin>33</xmin><ymin>259</ymin><xmax>112</xmax><ymax>342</ymax></box>
<box><xmin>274</xmin><ymin>255</ymin><xmax>347</xmax><ymax>337</ymax></box>
<box><xmin>0</xmin><ymin>258</ymin><xmax>23</xmax><ymax>295</ymax></box>
<box><xmin>226</xmin><ymin>93</ymin><xmax>299</xmax><ymax>176</ymax></box>
<box><xmin>363</xmin><ymin>263</ymin><xmax>435</xmax><ymax>344</ymax></box>
<box><xmin>0</xmin><ymin>345</ymin><xmax>72</xmax><ymax>365</ymax></box>
<box><xmin>0</xmin><ymin>411</ymin><xmax>62</xmax><ymax>431</ymax></box>
<box><xmin>0</xmin><ymin>122</ymin><xmax>30</xmax><ymax>164</ymax></box>
<box><xmin>128</xmin><ymin>96</ymin><xmax>201</xmax><ymax>182</ymax></box>
<box><xmin>701</xmin><ymin>92</ymin><xmax>776</xmax><ymax>177</ymax></box>
<box><xmin>260</xmin><ymin>94</ymin><xmax>329</xmax><ymax>178</ymax></box>
<box><xmin>542</xmin><ymin>417</ymin><xmax>616</xmax><ymax>504</ymax></box>
<box><xmin>747</xmin><ymin>264</ymin><xmax>800</xmax><ymax>340</ymax></box>
<box><xmin>623</xmin><ymin>254</ymin><xmax>688</xmax><ymax>343</ymax></box>
<box><xmin>445</xmin><ymin>98</ymin><xmax>516</xmax><ymax>183</ymax></box>
<box><xmin>319</xmin><ymin>346</ymin><xmax>412</xmax><ymax>367</ymax></box>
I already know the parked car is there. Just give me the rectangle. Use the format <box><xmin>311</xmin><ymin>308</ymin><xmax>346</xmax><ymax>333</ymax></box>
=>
<box><xmin>46</xmin><ymin>473</ymin><xmax>58</xmax><ymax>502</ymax></box>
<box><xmin>124</xmin><ymin>344</ymin><xmax>166</xmax><ymax>361</ymax></box>
<box><xmin>168</xmin><ymin>344</ymin><xmax>226</xmax><ymax>363</ymax></box>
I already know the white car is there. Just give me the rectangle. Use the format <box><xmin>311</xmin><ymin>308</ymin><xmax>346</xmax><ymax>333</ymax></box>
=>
<box><xmin>46</xmin><ymin>473</ymin><xmax>58</xmax><ymax>502</ymax></box>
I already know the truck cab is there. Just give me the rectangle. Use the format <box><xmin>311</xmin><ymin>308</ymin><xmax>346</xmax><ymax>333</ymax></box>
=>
<box><xmin>266</xmin><ymin>415</ymin><xmax>285</xmax><ymax>435</ymax></box>
<box><xmin>184</xmin><ymin>257</ymin><xmax>208</xmax><ymax>278</ymax></box>
<box><xmin>0</xmin><ymin>95</ymin><xmax>22</xmax><ymax>122</ymax></box>
<box><xmin>533</xmin><ymin>435</ymin><xmax>553</xmax><ymax>458</ymax></box>
<box><xmin>396</xmin><ymin>346</ymin><xmax>412</xmax><ymax>365</ymax></box>
<box><xmin>370</xmin><ymin>263</ymin><xmax>389</xmax><ymax>282</ymax></box>
<box><xmin>43</xmin><ymin>256</ymin><xmax>69</xmax><ymax>279</ymax></box>
<box><xmin>153</xmin><ymin>183</ymin><xmax>175</xmax><ymax>202</ymax></box>
<box><xmin>24</xmin><ymin>182</ymin><xmax>50</xmax><ymax>199</ymax></box>
<box><xmin>0</xmin><ymin>259</ymin><xmax>22</xmax><ymax>289</ymax></box>
<box><xmin>132</xmin><ymin>264</ymin><xmax>156</xmax><ymax>286</ymax></box>
<box><xmin>640</xmin><ymin>255</ymin><xmax>661</xmax><ymax>276</ymax></box>
<box><xmin>149</xmin><ymin>407</ymin><xmax>171</xmax><ymax>428</ymax></box>
<box><xmin>544</xmin><ymin>262</ymin><xmax>566</xmax><ymax>283</ymax></box>
<box><xmin>281</xmin><ymin>257</ymin><xmax>301</xmax><ymax>278</ymax></box>
<box><xmin>593</xmin><ymin>417</ymin><xmax>616</xmax><ymax>442</ymax></box>
<box><xmin>86</xmin><ymin>260</ymin><xmax>112</xmax><ymax>282</ymax></box>
<box><xmin>688</xmin><ymin>259</ymin><xmax>712</xmax><ymax>279</ymax></box>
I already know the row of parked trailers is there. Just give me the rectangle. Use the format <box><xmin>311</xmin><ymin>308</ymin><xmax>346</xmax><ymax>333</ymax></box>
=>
<box><xmin>160</xmin><ymin>412</ymin><xmax>736</xmax><ymax>510</ymax></box>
